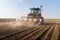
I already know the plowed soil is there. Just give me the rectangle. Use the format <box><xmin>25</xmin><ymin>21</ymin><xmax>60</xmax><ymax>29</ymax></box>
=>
<box><xmin>0</xmin><ymin>20</ymin><xmax>60</xmax><ymax>40</ymax></box>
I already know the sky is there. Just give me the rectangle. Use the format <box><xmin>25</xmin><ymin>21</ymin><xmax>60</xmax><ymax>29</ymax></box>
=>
<box><xmin>0</xmin><ymin>0</ymin><xmax>60</xmax><ymax>18</ymax></box>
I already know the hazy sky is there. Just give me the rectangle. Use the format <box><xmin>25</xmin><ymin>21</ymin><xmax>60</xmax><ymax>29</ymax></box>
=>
<box><xmin>0</xmin><ymin>0</ymin><xmax>60</xmax><ymax>18</ymax></box>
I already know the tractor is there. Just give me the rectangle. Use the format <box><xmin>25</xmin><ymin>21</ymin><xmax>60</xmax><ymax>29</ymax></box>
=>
<box><xmin>20</xmin><ymin>6</ymin><xmax>44</xmax><ymax>25</ymax></box>
<box><xmin>27</xmin><ymin>6</ymin><xmax>44</xmax><ymax>24</ymax></box>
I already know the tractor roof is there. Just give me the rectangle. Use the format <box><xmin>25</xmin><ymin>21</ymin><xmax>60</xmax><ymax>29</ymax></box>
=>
<box><xmin>30</xmin><ymin>8</ymin><xmax>40</xmax><ymax>10</ymax></box>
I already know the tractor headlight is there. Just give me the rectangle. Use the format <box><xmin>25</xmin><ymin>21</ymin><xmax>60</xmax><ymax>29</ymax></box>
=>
<box><xmin>39</xmin><ymin>19</ymin><xmax>42</xmax><ymax>22</ymax></box>
<box><xmin>29</xmin><ymin>19</ymin><xmax>32</xmax><ymax>21</ymax></box>
<box><xmin>34</xmin><ymin>19</ymin><xmax>37</xmax><ymax>22</ymax></box>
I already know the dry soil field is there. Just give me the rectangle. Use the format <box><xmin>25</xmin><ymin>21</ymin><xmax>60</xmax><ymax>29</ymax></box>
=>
<box><xmin>0</xmin><ymin>19</ymin><xmax>60</xmax><ymax>40</ymax></box>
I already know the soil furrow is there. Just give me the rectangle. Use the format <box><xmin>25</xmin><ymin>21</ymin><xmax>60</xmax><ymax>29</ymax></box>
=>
<box><xmin>20</xmin><ymin>24</ymin><xmax>51</xmax><ymax>40</ymax></box>
<box><xmin>50</xmin><ymin>24</ymin><xmax>59</xmax><ymax>40</ymax></box>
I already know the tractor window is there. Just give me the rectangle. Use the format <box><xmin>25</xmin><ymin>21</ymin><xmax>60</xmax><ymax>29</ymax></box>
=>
<box><xmin>30</xmin><ymin>8</ymin><xmax>40</xmax><ymax>13</ymax></box>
